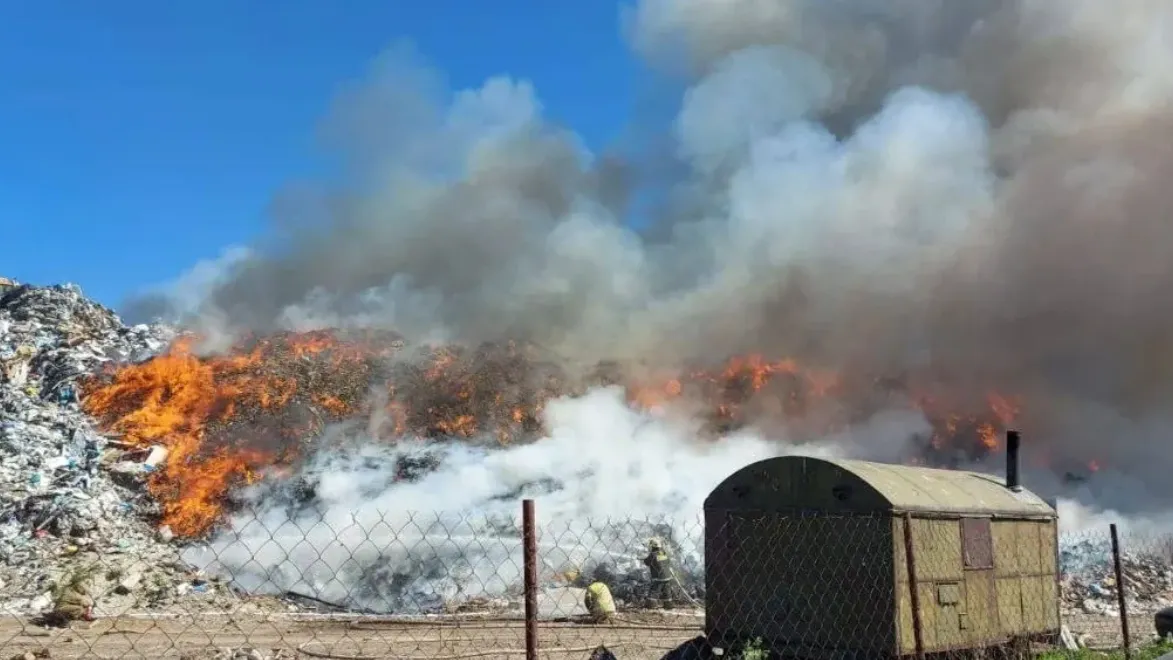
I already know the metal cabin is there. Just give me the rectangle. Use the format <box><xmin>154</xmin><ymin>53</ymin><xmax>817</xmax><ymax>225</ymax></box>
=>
<box><xmin>704</xmin><ymin>436</ymin><xmax>1059</xmax><ymax>658</ymax></box>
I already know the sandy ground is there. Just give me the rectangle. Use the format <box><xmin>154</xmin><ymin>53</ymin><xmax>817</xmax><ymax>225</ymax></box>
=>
<box><xmin>0</xmin><ymin>612</ymin><xmax>705</xmax><ymax>660</ymax></box>
<box><xmin>0</xmin><ymin>610</ymin><xmax>1159</xmax><ymax>659</ymax></box>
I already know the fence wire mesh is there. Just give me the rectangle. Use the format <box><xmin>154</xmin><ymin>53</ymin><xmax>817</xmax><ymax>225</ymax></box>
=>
<box><xmin>0</xmin><ymin>505</ymin><xmax>1169</xmax><ymax>659</ymax></box>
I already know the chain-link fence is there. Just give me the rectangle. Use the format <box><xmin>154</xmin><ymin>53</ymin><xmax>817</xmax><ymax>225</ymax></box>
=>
<box><xmin>0</xmin><ymin>502</ymin><xmax>1169</xmax><ymax>659</ymax></box>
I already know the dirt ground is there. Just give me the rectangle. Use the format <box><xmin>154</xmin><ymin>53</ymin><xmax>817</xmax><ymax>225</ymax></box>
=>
<box><xmin>0</xmin><ymin>611</ymin><xmax>705</xmax><ymax>660</ymax></box>
<box><xmin>0</xmin><ymin>610</ymin><xmax>1159</xmax><ymax>659</ymax></box>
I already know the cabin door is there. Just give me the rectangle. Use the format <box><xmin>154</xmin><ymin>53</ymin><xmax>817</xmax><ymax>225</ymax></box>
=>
<box><xmin>960</xmin><ymin>517</ymin><xmax>999</xmax><ymax>646</ymax></box>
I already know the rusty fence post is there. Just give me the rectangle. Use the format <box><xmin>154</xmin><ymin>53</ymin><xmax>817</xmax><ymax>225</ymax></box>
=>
<box><xmin>903</xmin><ymin>512</ymin><xmax>925</xmax><ymax>660</ymax></box>
<box><xmin>523</xmin><ymin>499</ymin><xmax>538</xmax><ymax>660</ymax></box>
<box><xmin>1110</xmin><ymin>523</ymin><xmax>1132</xmax><ymax>659</ymax></box>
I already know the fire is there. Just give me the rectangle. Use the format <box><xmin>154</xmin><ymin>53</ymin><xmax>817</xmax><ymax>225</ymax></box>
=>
<box><xmin>625</xmin><ymin>354</ymin><xmax>842</xmax><ymax>426</ymax></box>
<box><xmin>628</xmin><ymin>378</ymin><xmax>683</xmax><ymax>410</ymax></box>
<box><xmin>82</xmin><ymin>331</ymin><xmax>387</xmax><ymax>536</ymax></box>
<box><xmin>911</xmin><ymin>389</ymin><xmax>1021</xmax><ymax>464</ymax></box>
<box><xmin>82</xmin><ymin>330</ymin><xmax>1024</xmax><ymax>538</ymax></box>
<box><xmin>312</xmin><ymin>394</ymin><xmax>351</xmax><ymax>416</ymax></box>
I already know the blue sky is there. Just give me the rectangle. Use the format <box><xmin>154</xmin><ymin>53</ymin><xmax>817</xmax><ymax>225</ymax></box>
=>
<box><xmin>1</xmin><ymin>2</ymin><xmax>643</xmax><ymax>308</ymax></box>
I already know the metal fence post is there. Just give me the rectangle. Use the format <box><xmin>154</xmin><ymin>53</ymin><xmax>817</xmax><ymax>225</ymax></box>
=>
<box><xmin>523</xmin><ymin>499</ymin><xmax>538</xmax><ymax>660</ymax></box>
<box><xmin>903</xmin><ymin>512</ymin><xmax>925</xmax><ymax>660</ymax></box>
<box><xmin>1110</xmin><ymin>523</ymin><xmax>1132</xmax><ymax>659</ymax></box>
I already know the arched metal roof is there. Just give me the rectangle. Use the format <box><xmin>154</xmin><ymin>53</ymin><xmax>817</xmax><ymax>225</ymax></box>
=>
<box><xmin>705</xmin><ymin>455</ymin><xmax>1056</xmax><ymax>518</ymax></box>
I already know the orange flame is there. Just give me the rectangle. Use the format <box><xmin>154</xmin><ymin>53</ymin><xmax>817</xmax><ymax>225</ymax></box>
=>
<box><xmin>82</xmin><ymin>331</ymin><xmax>1028</xmax><ymax>538</ymax></box>
<box><xmin>82</xmin><ymin>332</ymin><xmax>378</xmax><ymax>536</ymax></box>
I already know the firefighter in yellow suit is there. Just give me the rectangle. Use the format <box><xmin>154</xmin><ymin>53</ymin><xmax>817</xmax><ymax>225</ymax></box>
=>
<box><xmin>584</xmin><ymin>581</ymin><xmax>616</xmax><ymax>623</ymax></box>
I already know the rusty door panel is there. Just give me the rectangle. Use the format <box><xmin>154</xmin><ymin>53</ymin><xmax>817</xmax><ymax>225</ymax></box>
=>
<box><xmin>961</xmin><ymin>518</ymin><xmax>994</xmax><ymax>569</ymax></box>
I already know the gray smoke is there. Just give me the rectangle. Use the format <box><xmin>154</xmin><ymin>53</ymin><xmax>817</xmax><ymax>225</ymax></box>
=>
<box><xmin>132</xmin><ymin>1</ymin><xmax>1173</xmax><ymax>514</ymax></box>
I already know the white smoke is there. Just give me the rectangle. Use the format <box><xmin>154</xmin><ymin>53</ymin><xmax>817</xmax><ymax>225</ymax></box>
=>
<box><xmin>1055</xmin><ymin>481</ymin><xmax>1173</xmax><ymax>538</ymax></box>
<box><xmin>186</xmin><ymin>386</ymin><xmax>927</xmax><ymax>612</ymax></box>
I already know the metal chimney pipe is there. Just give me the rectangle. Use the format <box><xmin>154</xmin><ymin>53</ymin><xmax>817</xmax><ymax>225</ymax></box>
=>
<box><xmin>1006</xmin><ymin>430</ymin><xmax>1021</xmax><ymax>492</ymax></box>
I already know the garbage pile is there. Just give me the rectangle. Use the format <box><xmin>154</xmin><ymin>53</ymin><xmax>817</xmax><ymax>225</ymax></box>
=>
<box><xmin>0</xmin><ymin>276</ymin><xmax>1029</xmax><ymax>621</ymax></box>
<box><xmin>79</xmin><ymin>331</ymin><xmax>569</xmax><ymax>539</ymax></box>
<box><xmin>1</xmin><ymin>279</ymin><xmax>708</xmax><ymax>617</ymax></box>
<box><xmin>1060</xmin><ymin>536</ymin><xmax>1173</xmax><ymax>616</ymax></box>
<box><xmin>0</xmin><ymin>280</ymin><xmax>243</xmax><ymax>616</ymax></box>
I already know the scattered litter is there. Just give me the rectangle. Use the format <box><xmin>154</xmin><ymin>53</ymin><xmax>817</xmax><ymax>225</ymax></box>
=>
<box><xmin>1060</xmin><ymin>537</ymin><xmax>1173</xmax><ymax>617</ymax></box>
<box><xmin>0</xmin><ymin>281</ymin><xmax>260</xmax><ymax>617</ymax></box>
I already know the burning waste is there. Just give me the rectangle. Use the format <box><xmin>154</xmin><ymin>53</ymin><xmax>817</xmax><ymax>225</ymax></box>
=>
<box><xmin>0</xmin><ymin>275</ymin><xmax>1027</xmax><ymax>615</ymax></box>
<box><xmin>65</xmin><ymin>320</ymin><xmax>1031</xmax><ymax>613</ymax></box>
<box><xmin>0</xmin><ymin>281</ymin><xmax>229</xmax><ymax>617</ymax></box>
<box><xmin>78</xmin><ymin>328</ymin><xmax>1022</xmax><ymax>540</ymax></box>
<box><xmin>0</xmin><ymin>282</ymin><xmax>1152</xmax><ymax>614</ymax></box>
<box><xmin>8</xmin><ymin>0</ymin><xmax>1173</xmax><ymax>619</ymax></box>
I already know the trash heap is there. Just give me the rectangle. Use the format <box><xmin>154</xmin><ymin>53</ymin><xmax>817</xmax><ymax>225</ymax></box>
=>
<box><xmin>0</xmin><ymin>280</ymin><xmax>244</xmax><ymax>616</ymax></box>
<box><xmin>1060</xmin><ymin>536</ymin><xmax>1173</xmax><ymax>616</ymax></box>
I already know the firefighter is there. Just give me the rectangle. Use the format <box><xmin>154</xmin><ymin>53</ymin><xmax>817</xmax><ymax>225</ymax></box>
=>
<box><xmin>583</xmin><ymin>581</ymin><xmax>616</xmax><ymax>623</ymax></box>
<box><xmin>643</xmin><ymin>537</ymin><xmax>673</xmax><ymax>609</ymax></box>
<box><xmin>50</xmin><ymin>579</ymin><xmax>94</xmax><ymax>624</ymax></box>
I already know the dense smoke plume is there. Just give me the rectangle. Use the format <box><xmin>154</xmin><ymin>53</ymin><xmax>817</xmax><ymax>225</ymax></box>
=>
<box><xmin>187</xmin><ymin>388</ymin><xmax>930</xmax><ymax>612</ymax></box>
<box><xmin>132</xmin><ymin>0</ymin><xmax>1173</xmax><ymax>520</ymax></box>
